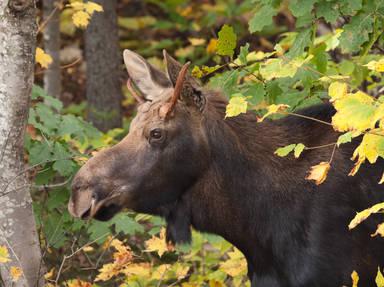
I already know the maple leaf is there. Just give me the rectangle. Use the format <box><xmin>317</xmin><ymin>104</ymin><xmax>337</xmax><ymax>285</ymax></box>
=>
<box><xmin>72</xmin><ymin>11</ymin><xmax>90</xmax><ymax>28</ymax></box>
<box><xmin>258</xmin><ymin>104</ymin><xmax>289</xmax><ymax>122</ymax></box>
<box><xmin>95</xmin><ymin>263</ymin><xmax>121</xmax><ymax>282</ymax></box>
<box><xmin>84</xmin><ymin>2</ymin><xmax>103</xmax><ymax>14</ymax></box>
<box><xmin>144</xmin><ymin>228</ymin><xmax>173</xmax><ymax>257</ymax></box>
<box><xmin>35</xmin><ymin>47</ymin><xmax>53</xmax><ymax>69</ymax></box>
<box><xmin>122</xmin><ymin>263</ymin><xmax>151</xmax><ymax>278</ymax></box>
<box><xmin>67</xmin><ymin>279</ymin><xmax>93</xmax><ymax>287</ymax></box>
<box><xmin>351</xmin><ymin>270</ymin><xmax>359</xmax><ymax>287</ymax></box>
<box><xmin>110</xmin><ymin>239</ymin><xmax>132</xmax><ymax>265</ymax></box>
<box><xmin>219</xmin><ymin>248</ymin><xmax>247</xmax><ymax>277</ymax></box>
<box><xmin>306</xmin><ymin>162</ymin><xmax>331</xmax><ymax>185</ymax></box>
<box><xmin>10</xmin><ymin>266</ymin><xmax>22</xmax><ymax>282</ymax></box>
<box><xmin>0</xmin><ymin>245</ymin><xmax>10</xmax><ymax>263</ymax></box>
<box><xmin>206</xmin><ymin>39</ymin><xmax>218</xmax><ymax>54</ymax></box>
<box><xmin>349</xmin><ymin>202</ymin><xmax>384</xmax><ymax>230</ymax></box>
<box><xmin>225</xmin><ymin>95</ymin><xmax>248</xmax><ymax>118</ymax></box>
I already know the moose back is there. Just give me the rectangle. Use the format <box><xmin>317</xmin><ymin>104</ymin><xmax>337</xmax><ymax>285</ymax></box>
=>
<box><xmin>68</xmin><ymin>50</ymin><xmax>384</xmax><ymax>287</ymax></box>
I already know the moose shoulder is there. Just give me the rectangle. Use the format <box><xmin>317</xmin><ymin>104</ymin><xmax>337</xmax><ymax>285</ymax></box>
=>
<box><xmin>68</xmin><ymin>50</ymin><xmax>384</xmax><ymax>287</ymax></box>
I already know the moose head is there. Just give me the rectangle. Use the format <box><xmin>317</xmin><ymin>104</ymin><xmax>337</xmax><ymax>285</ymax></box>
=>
<box><xmin>68</xmin><ymin>50</ymin><xmax>210</xmax><ymax>223</ymax></box>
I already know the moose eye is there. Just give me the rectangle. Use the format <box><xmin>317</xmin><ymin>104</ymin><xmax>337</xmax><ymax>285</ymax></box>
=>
<box><xmin>149</xmin><ymin>128</ymin><xmax>163</xmax><ymax>141</ymax></box>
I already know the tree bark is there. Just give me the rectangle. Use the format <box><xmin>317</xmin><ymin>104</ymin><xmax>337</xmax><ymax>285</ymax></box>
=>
<box><xmin>43</xmin><ymin>0</ymin><xmax>61</xmax><ymax>99</ymax></box>
<box><xmin>0</xmin><ymin>1</ymin><xmax>44</xmax><ymax>286</ymax></box>
<box><xmin>85</xmin><ymin>0</ymin><xmax>122</xmax><ymax>132</ymax></box>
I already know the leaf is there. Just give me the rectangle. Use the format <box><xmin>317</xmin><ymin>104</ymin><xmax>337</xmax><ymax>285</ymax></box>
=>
<box><xmin>328</xmin><ymin>82</ymin><xmax>348</xmax><ymax>102</ymax></box>
<box><xmin>206</xmin><ymin>38</ymin><xmax>218</xmax><ymax>54</ymax></box>
<box><xmin>371</xmin><ymin>223</ymin><xmax>384</xmax><ymax>237</ymax></box>
<box><xmin>349</xmin><ymin>202</ymin><xmax>384</xmax><ymax>230</ymax></box>
<box><xmin>112</xmin><ymin>213</ymin><xmax>144</xmax><ymax>235</ymax></box>
<box><xmin>44</xmin><ymin>268</ymin><xmax>55</xmax><ymax>280</ymax></box>
<box><xmin>332</xmin><ymin>91</ymin><xmax>376</xmax><ymax>132</ymax></box>
<box><xmin>249</xmin><ymin>5</ymin><xmax>278</xmax><ymax>33</ymax></box>
<box><xmin>10</xmin><ymin>266</ymin><xmax>22</xmax><ymax>282</ymax></box>
<box><xmin>316</xmin><ymin>1</ymin><xmax>340</xmax><ymax>23</ymax></box>
<box><xmin>294</xmin><ymin>143</ymin><xmax>306</xmax><ymax>158</ymax></box>
<box><xmin>35</xmin><ymin>47</ymin><xmax>53</xmax><ymax>69</ymax></box>
<box><xmin>217</xmin><ymin>25</ymin><xmax>237</xmax><ymax>57</ymax></box>
<box><xmin>257</xmin><ymin>104</ymin><xmax>289</xmax><ymax>122</ymax></box>
<box><xmin>365</xmin><ymin>59</ymin><xmax>384</xmax><ymax>73</ymax></box>
<box><xmin>376</xmin><ymin>267</ymin><xmax>384</xmax><ymax>287</ymax></box>
<box><xmin>225</xmin><ymin>94</ymin><xmax>248</xmax><ymax>118</ymax></box>
<box><xmin>286</xmin><ymin>29</ymin><xmax>311</xmax><ymax>58</ymax></box>
<box><xmin>67</xmin><ymin>279</ymin><xmax>92</xmax><ymax>287</ymax></box>
<box><xmin>260</xmin><ymin>56</ymin><xmax>313</xmax><ymax>80</ymax></box>
<box><xmin>351</xmin><ymin>270</ymin><xmax>359</xmax><ymax>287</ymax></box>
<box><xmin>306</xmin><ymin>162</ymin><xmax>331</xmax><ymax>185</ymax></box>
<box><xmin>238</xmin><ymin>43</ymin><xmax>250</xmax><ymax>65</ymax></box>
<box><xmin>144</xmin><ymin>228</ymin><xmax>173</xmax><ymax>257</ymax></box>
<box><xmin>219</xmin><ymin>248</ymin><xmax>247</xmax><ymax>277</ymax></box>
<box><xmin>275</xmin><ymin>144</ymin><xmax>296</xmax><ymax>157</ymax></box>
<box><xmin>289</xmin><ymin>0</ymin><xmax>317</xmax><ymax>17</ymax></box>
<box><xmin>84</xmin><ymin>2</ymin><xmax>103</xmax><ymax>14</ymax></box>
<box><xmin>0</xmin><ymin>245</ymin><xmax>10</xmax><ymax>263</ymax></box>
<box><xmin>188</xmin><ymin>38</ymin><xmax>206</xmax><ymax>46</ymax></box>
<box><xmin>337</xmin><ymin>132</ymin><xmax>353</xmax><ymax>147</ymax></box>
<box><xmin>72</xmin><ymin>11</ymin><xmax>90</xmax><ymax>28</ymax></box>
<box><xmin>339</xmin><ymin>13</ymin><xmax>374</xmax><ymax>53</ymax></box>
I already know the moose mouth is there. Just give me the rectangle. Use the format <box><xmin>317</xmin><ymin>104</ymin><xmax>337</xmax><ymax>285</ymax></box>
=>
<box><xmin>69</xmin><ymin>196</ymin><xmax>123</xmax><ymax>221</ymax></box>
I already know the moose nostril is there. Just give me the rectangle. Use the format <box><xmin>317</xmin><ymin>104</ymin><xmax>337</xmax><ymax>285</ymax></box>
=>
<box><xmin>91</xmin><ymin>192</ymin><xmax>97</xmax><ymax>201</ymax></box>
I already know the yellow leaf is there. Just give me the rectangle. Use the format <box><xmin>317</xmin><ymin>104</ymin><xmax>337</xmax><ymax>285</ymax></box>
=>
<box><xmin>122</xmin><ymin>263</ymin><xmax>151</xmax><ymax>278</ymax></box>
<box><xmin>332</xmin><ymin>91</ymin><xmax>375</xmax><ymax>132</ymax></box>
<box><xmin>67</xmin><ymin>279</ymin><xmax>93</xmax><ymax>287</ymax></box>
<box><xmin>225</xmin><ymin>95</ymin><xmax>248</xmax><ymax>118</ymax></box>
<box><xmin>351</xmin><ymin>270</ymin><xmax>359</xmax><ymax>287</ymax></box>
<box><xmin>84</xmin><ymin>2</ymin><xmax>103</xmax><ymax>14</ymax></box>
<box><xmin>258</xmin><ymin>104</ymin><xmax>289</xmax><ymax>122</ymax></box>
<box><xmin>209</xmin><ymin>280</ymin><xmax>224</xmax><ymax>287</ymax></box>
<box><xmin>188</xmin><ymin>38</ymin><xmax>206</xmax><ymax>46</ymax></box>
<box><xmin>349</xmin><ymin>202</ymin><xmax>384</xmax><ymax>230</ymax></box>
<box><xmin>206</xmin><ymin>38</ymin><xmax>218</xmax><ymax>54</ymax></box>
<box><xmin>110</xmin><ymin>239</ymin><xmax>132</xmax><ymax>265</ymax></box>
<box><xmin>152</xmin><ymin>264</ymin><xmax>171</xmax><ymax>280</ymax></box>
<box><xmin>44</xmin><ymin>268</ymin><xmax>55</xmax><ymax>280</ymax></box>
<box><xmin>220</xmin><ymin>248</ymin><xmax>247</xmax><ymax>277</ymax></box>
<box><xmin>0</xmin><ymin>245</ymin><xmax>10</xmax><ymax>263</ymax></box>
<box><xmin>72</xmin><ymin>11</ymin><xmax>90</xmax><ymax>28</ymax></box>
<box><xmin>379</xmin><ymin>173</ymin><xmax>384</xmax><ymax>184</ymax></box>
<box><xmin>35</xmin><ymin>47</ymin><xmax>53</xmax><ymax>69</ymax></box>
<box><xmin>305</xmin><ymin>162</ymin><xmax>331</xmax><ymax>185</ymax></box>
<box><xmin>83</xmin><ymin>246</ymin><xmax>94</xmax><ymax>252</ymax></box>
<box><xmin>10</xmin><ymin>266</ymin><xmax>22</xmax><ymax>282</ymax></box>
<box><xmin>144</xmin><ymin>228</ymin><xmax>172</xmax><ymax>257</ymax></box>
<box><xmin>328</xmin><ymin>81</ymin><xmax>348</xmax><ymax>102</ymax></box>
<box><xmin>67</xmin><ymin>1</ymin><xmax>85</xmax><ymax>10</ymax></box>
<box><xmin>365</xmin><ymin>58</ymin><xmax>384</xmax><ymax>72</ymax></box>
<box><xmin>95</xmin><ymin>263</ymin><xmax>121</xmax><ymax>282</ymax></box>
<box><xmin>371</xmin><ymin>223</ymin><xmax>384</xmax><ymax>237</ymax></box>
<box><xmin>376</xmin><ymin>267</ymin><xmax>384</xmax><ymax>287</ymax></box>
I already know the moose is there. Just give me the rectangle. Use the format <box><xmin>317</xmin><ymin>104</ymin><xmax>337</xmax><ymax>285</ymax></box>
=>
<box><xmin>68</xmin><ymin>50</ymin><xmax>384</xmax><ymax>286</ymax></box>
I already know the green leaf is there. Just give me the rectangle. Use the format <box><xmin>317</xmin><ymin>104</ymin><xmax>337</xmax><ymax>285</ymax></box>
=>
<box><xmin>225</xmin><ymin>94</ymin><xmax>248</xmax><ymax>118</ymax></box>
<box><xmin>339</xmin><ymin>13</ymin><xmax>374</xmax><ymax>53</ymax></box>
<box><xmin>249</xmin><ymin>5</ymin><xmax>278</xmax><ymax>33</ymax></box>
<box><xmin>337</xmin><ymin>132</ymin><xmax>353</xmax><ymax>146</ymax></box>
<box><xmin>52</xmin><ymin>142</ymin><xmax>76</xmax><ymax>176</ymax></box>
<box><xmin>289</xmin><ymin>0</ymin><xmax>317</xmax><ymax>17</ymax></box>
<box><xmin>243</xmin><ymin>83</ymin><xmax>265</xmax><ymax>105</ymax></box>
<box><xmin>29</xmin><ymin>141</ymin><xmax>52</xmax><ymax>165</ymax></box>
<box><xmin>217</xmin><ymin>24</ymin><xmax>237</xmax><ymax>57</ymax></box>
<box><xmin>286</xmin><ymin>29</ymin><xmax>312</xmax><ymax>58</ymax></box>
<box><xmin>275</xmin><ymin>144</ymin><xmax>296</xmax><ymax>157</ymax></box>
<box><xmin>238</xmin><ymin>43</ymin><xmax>250</xmax><ymax>65</ymax></box>
<box><xmin>294</xmin><ymin>143</ymin><xmax>306</xmax><ymax>158</ymax></box>
<box><xmin>88</xmin><ymin>221</ymin><xmax>111</xmax><ymax>242</ymax></box>
<box><xmin>316</xmin><ymin>1</ymin><xmax>340</xmax><ymax>23</ymax></box>
<box><xmin>112</xmin><ymin>214</ymin><xmax>144</xmax><ymax>235</ymax></box>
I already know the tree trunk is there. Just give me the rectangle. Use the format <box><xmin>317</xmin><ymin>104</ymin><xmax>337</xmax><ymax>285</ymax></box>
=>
<box><xmin>0</xmin><ymin>1</ymin><xmax>45</xmax><ymax>286</ymax></box>
<box><xmin>85</xmin><ymin>0</ymin><xmax>122</xmax><ymax>132</ymax></box>
<box><xmin>43</xmin><ymin>0</ymin><xmax>61</xmax><ymax>99</ymax></box>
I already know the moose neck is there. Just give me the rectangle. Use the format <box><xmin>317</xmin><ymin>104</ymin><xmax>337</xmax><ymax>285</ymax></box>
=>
<box><xmin>181</xmin><ymin>93</ymin><xmax>298</xmax><ymax>275</ymax></box>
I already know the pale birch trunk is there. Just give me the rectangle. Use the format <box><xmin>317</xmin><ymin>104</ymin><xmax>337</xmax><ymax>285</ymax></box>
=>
<box><xmin>0</xmin><ymin>1</ymin><xmax>44</xmax><ymax>286</ymax></box>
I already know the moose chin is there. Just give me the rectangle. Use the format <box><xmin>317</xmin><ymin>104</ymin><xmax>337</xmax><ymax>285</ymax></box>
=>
<box><xmin>68</xmin><ymin>49</ymin><xmax>384</xmax><ymax>287</ymax></box>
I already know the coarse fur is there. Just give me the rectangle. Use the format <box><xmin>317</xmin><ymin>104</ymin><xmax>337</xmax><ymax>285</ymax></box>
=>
<box><xmin>69</xmin><ymin>50</ymin><xmax>384</xmax><ymax>287</ymax></box>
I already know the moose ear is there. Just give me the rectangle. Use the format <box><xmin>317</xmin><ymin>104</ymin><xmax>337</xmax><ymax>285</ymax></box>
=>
<box><xmin>123</xmin><ymin>50</ymin><xmax>172</xmax><ymax>101</ymax></box>
<box><xmin>163</xmin><ymin>50</ymin><xmax>205</xmax><ymax>112</ymax></box>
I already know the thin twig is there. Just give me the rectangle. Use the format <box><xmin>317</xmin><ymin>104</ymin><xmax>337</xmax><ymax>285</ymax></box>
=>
<box><xmin>285</xmin><ymin>112</ymin><xmax>333</xmax><ymax>126</ymax></box>
<box><xmin>37</xmin><ymin>0</ymin><xmax>64</xmax><ymax>34</ymax></box>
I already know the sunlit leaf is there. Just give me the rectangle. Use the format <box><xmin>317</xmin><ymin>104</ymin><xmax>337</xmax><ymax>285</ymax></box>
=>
<box><xmin>10</xmin><ymin>266</ymin><xmax>22</xmax><ymax>282</ymax></box>
<box><xmin>328</xmin><ymin>81</ymin><xmax>348</xmax><ymax>102</ymax></box>
<box><xmin>217</xmin><ymin>25</ymin><xmax>237</xmax><ymax>57</ymax></box>
<box><xmin>306</xmin><ymin>162</ymin><xmax>331</xmax><ymax>185</ymax></box>
<box><xmin>349</xmin><ymin>202</ymin><xmax>384</xmax><ymax>230</ymax></box>
<box><xmin>0</xmin><ymin>245</ymin><xmax>10</xmax><ymax>263</ymax></box>
<box><xmin>371</xmin><ymin>223</ymin><xmax>384</xmax><ymax>237</ymax></box>
<box><xmin>225</xmin><ymin>95</ymin><xmax>248</xmax><ymax>118</ymax></box>
<box><xmin>294</xmin><ymin>143</ymin><xmax>306</xmax><ymax>158</ymax></box>
<box><xmin>35</xmin><ymin>48</ymin><xmax>53</xmax><ymax>69</ymax></box>
<box><xmin>275</xmin><ymin>144</ymin><xmax>296</xmax><ymax>157</ymax></box>
<box><xmin>144</xmin><ymin>228</ymin><xmax>173</xmax><ymax>257</ymax></box>
<box><xmin>257</xmin><ymin>104</ymin><xmax>289</xmax><ymax>122</ymax></box>
<box><xmin>351</xmin><ymin>270</ymin><xmax>359</xmax><ymax>287</ymax></box>
<box><xmin>365</xmin><ymin>59</ymin><xmax>384</xmax><ymax>73</ymax></box>
<box><xmin>72</xmin><ymin>11</ymin><xmax>90</xmax><ymax>27</ymax></box>
<box><xmin>376</xmin><ymin>267</ymin><xmax>384</xmax><ymax>287</ymax></box>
